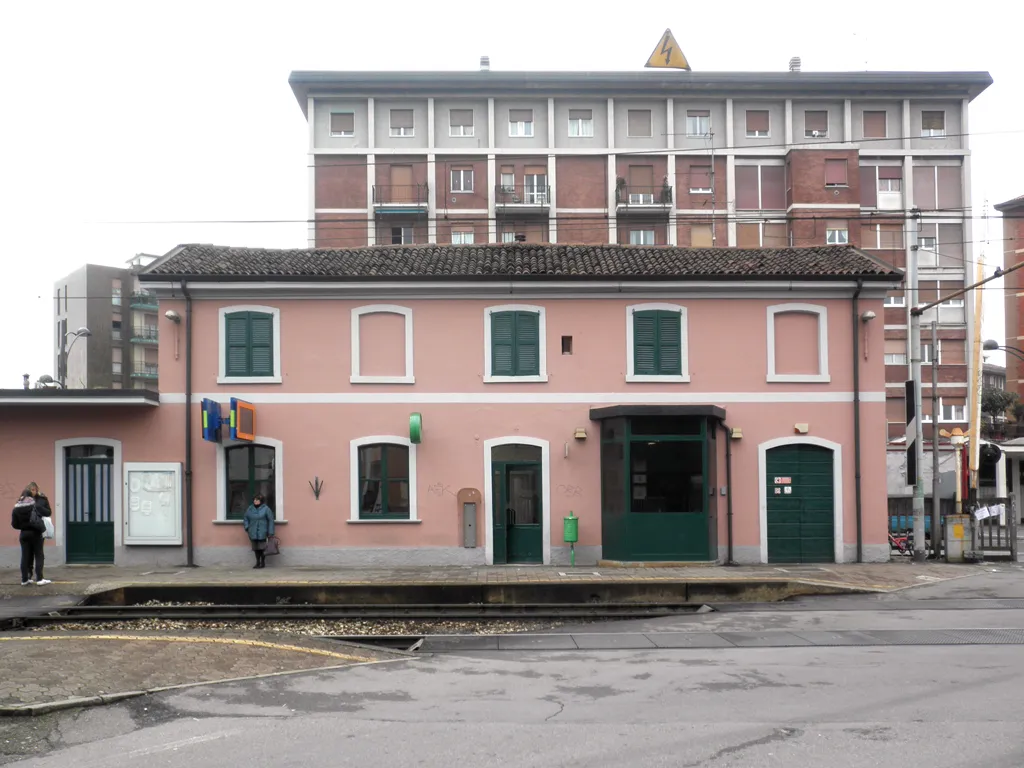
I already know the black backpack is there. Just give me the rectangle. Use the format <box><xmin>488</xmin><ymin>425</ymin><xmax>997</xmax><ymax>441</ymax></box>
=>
<box><xmin>13</xmin><ymin>497</ymin><xmax>45</xmax><ymax>533</ymax></box>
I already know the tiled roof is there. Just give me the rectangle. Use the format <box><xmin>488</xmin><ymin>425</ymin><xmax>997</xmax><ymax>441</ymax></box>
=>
<box><xmin>141</xmin><ymin>244</ymin><xmax>902</xmax><ymax>282</ymax></box>
<box><xmin>995</xmin><ymin>194</ymin><xmax>1024</xmax><ymax>211</ymax></box>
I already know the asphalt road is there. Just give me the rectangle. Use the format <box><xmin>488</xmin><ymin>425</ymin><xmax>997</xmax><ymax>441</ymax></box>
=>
<box><xmin>4</xmin><ymin>567</ymin><xmax>1024</xmax><ymax>768</ymax></box>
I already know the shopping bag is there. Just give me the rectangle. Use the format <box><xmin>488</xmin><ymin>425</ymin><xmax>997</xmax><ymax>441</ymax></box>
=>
<box><xmin>42</xmin><ymin>516</ymin><xmax>55</xmax><ymax>540</ymax></box>
<box><xmin>265</xmin><ymin>536</ymin><xmax>280</xmax><ymax>556</ymax></box>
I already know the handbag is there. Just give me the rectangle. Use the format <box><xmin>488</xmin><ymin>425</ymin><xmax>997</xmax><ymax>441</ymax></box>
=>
<box><xmin>42</xmin><ymin>516</ymin><xmax>55</xmax><ymax>540</ymax></box>
<box><xmin>265</xmin><ymin>536</ymin><xmax>280</xmax><ymax>556</ymax></box>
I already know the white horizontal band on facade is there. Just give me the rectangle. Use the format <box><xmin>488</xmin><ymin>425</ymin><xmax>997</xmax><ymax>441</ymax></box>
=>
<box><xmin>159</xmin><ymin>391</ymin><xmax>887</xmax><ymax>406</ymax></box>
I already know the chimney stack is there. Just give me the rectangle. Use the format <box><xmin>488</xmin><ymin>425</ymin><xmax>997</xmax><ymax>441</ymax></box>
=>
<box><xmin>789</xmin><ymin>56</ymin><xmax>802</xmax><ymax>72</ymax></box>
<box><xmin>22</xmin><ymin>373</ymin><xmax>29</xmax><ymax>390</ymax></box>
<box><xmin>480</xmin><ymin>56</ymin><xmax>490</xmax><ymax>72</ymax></box>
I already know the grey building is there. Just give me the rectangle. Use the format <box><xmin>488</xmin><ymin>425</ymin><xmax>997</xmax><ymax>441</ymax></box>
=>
<box><xmin>54</xmin><ymin>257</ymin><xmax>160</xmax><ymax>390</ymax></box>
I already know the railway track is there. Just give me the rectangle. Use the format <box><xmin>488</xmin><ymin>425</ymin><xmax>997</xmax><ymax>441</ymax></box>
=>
<box><xmin>16</xmin><ymin>602</ymin><xmax>709</xmax><ymax>625</ymax></box>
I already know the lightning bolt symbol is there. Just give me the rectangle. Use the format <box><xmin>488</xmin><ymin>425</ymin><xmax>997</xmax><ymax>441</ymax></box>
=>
<box><xmin>660</xmin><ymin>35</ymin><xmax>673</xmax><ymax>65</ymax></box>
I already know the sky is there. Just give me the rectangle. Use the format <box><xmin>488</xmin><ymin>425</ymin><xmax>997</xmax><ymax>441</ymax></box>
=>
<box><xmin>1</xmin><ymin>0</ymin><xmax>1021</xmax><ymax>387</ymax></box>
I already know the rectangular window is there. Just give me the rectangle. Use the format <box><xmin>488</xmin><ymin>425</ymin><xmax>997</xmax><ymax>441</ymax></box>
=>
<box><xmin>690</xmin><ymin>224</ymin><xmax>713</xmax><ymax>247</ymax></box>
<box><xmin>499</xmin><ymin>168</ymin><xmax>514</xmax><ymax>193</ymax></box>
<box><xmin>826</xmin><ymin>222</ymin><xmax>849</xmax><ymax>245</ymax></box>
<box><xmin>922</xmin><ymin>344</ymin><xmax>934</xmax><ymax>364</ymax></box>
<box><xmin>627</xmin><ymin>165</ymin><xmax>655</xmax><ymax>203</ymax></box>
<box><xmin>825</xmin><ymin>159</ymin><xmax>848</xmax><ymax>187</ymax></box>
<box><xmin>330</xmin><ymin>112</ymin><xmax>355</xmax><ymax>137</ymax></box>
<box><xmin>524</xmin><ymin>168</ymin><xmax>548</xmax><ymax>205</ymax></box>
<box><xmin>451</xmin><ymin>230</ymin><xmax>474</xmax><ymax>245</ymax></box>
<box><xmin>450</xmin><ymin>168</ymin><xmax>474</xmax><ymax>193</ymax></box>
<box><xmin>941</xmin><ymin>294</ymin><xmax>965</xmax><ymax>308</ymax></box>
<box><xmin>863</xmin><ymin>110</ymin><xmax>887</xmax><ymax>138</ymax></box>
<box><xmin>879</xmin><ymin>224</ymin><xmax>904</xmax><ymax>250</ymax></box>
<box><xmin>501</xmin><ymin>231</ymin><xmax>517</xmax><ymax>244</ymax></box>
<box><xmin>884</xmin><ymin>353</ymin><xmax>908</xmax><ymax>365</ymax></box>
<box><xmin>508</xmin><ymin>109</ymin><xmax>534</xmax><ymax>137</ymax></box>
<box><xmin>941</xmin><ymin>401</ymin><xmax>967</xmax><ymax>422</ymax></box>
<box><xmin>224</xmin><ymin>311</ymin><xmax>275</xmax><ymax>378</ymax></box>
<box><xmin>568</xmin><ymin>109</ymin><xmax>594</xmax><ymax>137</ymax></box>
<box><xmin>449</xmin><ymin>109</ymin><xmax>474</xmax><ymax>137</ymax></box>
<box><xmin>389</xmin><ymin>109</ymin><xmax>414</xmax><ymax>137</ymax></box>
<box><xmin>878</xmin><ymin>177</ymin><xmax>902</xmax><ymax>193</ymax></box>
<box><xmin>112</xmin><ymin>281</ymin><xmax>122</xmax><ymax>306</ymax></box>
<box><xmin>685</xmin><ymin>110</ymin><xmax>710</xmax><ymax>137</ymax></box>
<box><xmin>735</xmin><ymin>165</ymin><xmax>785</xmax><ymax>209</ymax></box>
<box><xmin>357</xmin><ymin>444</ymin><xmax>410</xmax><ymax>520</ymax></box>
<box><xmin>884</xmin><ymin>293</ymin><xmax>906</xmax><ymax>307</ymax></box>
<box><xmin>804</xmin><ymin>110</ymin><xmax>829</xmax><ymax>138</ymax></box>
<box><xmin>921</xmin><ymin>110</ymin><xmax>946</xmax><ymax>137</ymax></box>
<box><xmin>391</xmin><ymin>226</ymin><xmax>413</xmax><ymax>245</ymax></box>
<box><xmin>226</xmin><ymin>445</ymin><xmax>277</xmax><ymax>521</ymax></box>
<box><xmin>688</xmin><ymin>165</ymin><xmax>712</xmax><ymax>193</ymax></box>
<box><xmin>745</xmin><ymin>109</ymin><xmax>770</xmax><ymax>137</ymax></box>
<box><xmin>629</xmin><ymin>229</ymin><xmax>655</xmax><ymax>245</ymax></box>
<box><xmin>627</xmin><ymin>109</ymin><xmax>653</xmax><ymax>137</ymax></box>
<box><xmin>490</xmin><ymin>311</ymin><xmax>540</xmax><ymax>377</ymax></box>
<box><xmin>884</xmin><ymin>340</ymin><xmax>906</xmax><ymax>366</ymax></box>
<box><xmin>633</xmin><ymin>310</ymin><xmax>682</xmax><ymax>376</ymax></box>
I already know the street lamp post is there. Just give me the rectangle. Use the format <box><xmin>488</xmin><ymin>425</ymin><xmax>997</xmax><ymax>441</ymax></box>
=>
<box><xmin>60</xmin><ymin>327</ymin><xmax>92</xmax><ymax>388</ymax></box>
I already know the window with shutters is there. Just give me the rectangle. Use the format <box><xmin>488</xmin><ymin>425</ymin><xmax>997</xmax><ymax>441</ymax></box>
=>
<box><xmin>484</xmin><ymin>305</ymin><xmax>548</xmax><ymax>382</ymax></box>
<box><xmin>627</xmin><ymin>109</ymin><xmax>653</xmax><ymax>138</ymax></box>
<box><xmin>508</xmin><ymin>109</ymin><xmax>534</xmax><ymax>137</ymax></box>
<box><xmin>688</xmin><ymin>164</ymin><xmax>712</xmax><ymax>193</ymax></box>
<box><xmin>389</xmin><ymin>109</ymin><xmax>414</xmax><ymax>137</ymax></box>
<box><xmin>921</xmin><ymin>111</ymin><xmax>946</xmax><ymax>138</ymax></box>
<box><xmin>568</xmin><ymin>108</ymin><xmax>594</xmax><ymax>137</ymax></box>
<box><xmin>863</xmin><ymin>110</ymin><xmax>887</xmax><ymax>139</ymax></box>
<box><xmin>745</xmin><ymin>109</ymin><xmax>770</xmax><ymax>138</ymax></box>
<box><xmin>218</xmin><ymin>306</ymin><xmax>281</xmax><ymax>383</ymax></box>
<box><xmin>824</xmin><ymin>159</ymin><xmax>848</xmax><ymax>187</ymax></box>
<box><xmin>626</xmin><ymin>304</ymin><xmax>690</xmax><ymax>383</ymax></box>
<box><xmin>330</xmin><ymin>112</ymin><xmax>355</xmax><ymax>137</ymax></box>
<box><xmin>449</xmin><ymin>109</ymin><xmax>474</xmax><ymax>137</ymax></box>
<box><xmin>804</xmin><ymin>110</ymin><xmax>829</xmax><ymax>138</ymax></box>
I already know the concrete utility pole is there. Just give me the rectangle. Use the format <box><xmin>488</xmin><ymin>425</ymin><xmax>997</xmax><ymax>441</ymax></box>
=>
<box><xmin>931</xmin><ymin>320</ymin><xmax>940</xmax><ymax>557</ymax></box>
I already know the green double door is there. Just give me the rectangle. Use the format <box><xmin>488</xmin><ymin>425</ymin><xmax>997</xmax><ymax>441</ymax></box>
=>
<box><xmin>492</xmin><ymin>461</ymin><xmax>542</xmax><ymax>564</ymax></box>
<box><xmin>65</xmin><ymin>456</ymin><xmax>115</xmax><ymax>564</ymax></box>
<box><xmin>765</xmin><ymin>444</ymin><xmax>835</xmax><ymax>563</ymax></box>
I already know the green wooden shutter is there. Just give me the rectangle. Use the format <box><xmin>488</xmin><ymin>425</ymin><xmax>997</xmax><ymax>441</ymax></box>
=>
<box><xmin>633</xmin><ymin>312</ymin><xmax>658</xmax><ymax>375</ymax></box>
<box><xmin>515</xmin><ymin>312</ymin><xmax>540</xmax><ymax>376</ymax></box>
<box><xmin>225</xmin><ymin>313</ymin><xmax>250</xmax><ymax>377</ymax></box>
<box><xmin>491</xmin><ymin>312</ymin><xmax>516</xmax><ymax>376</ymax></box>
<box><xmin>249</xmin><ymin>313</ymin><xmax>275</xmax><ymax>376</ymax></box>
<box><xmin>657</xmin><ymin>312</ymin><xmax>682</xmax><ymax>375</ymax></box>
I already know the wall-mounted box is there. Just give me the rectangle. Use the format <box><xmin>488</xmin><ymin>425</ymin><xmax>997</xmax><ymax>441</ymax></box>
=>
<box><xmin>124</xmin><ymin>462</ymin><xmax>183</xmax><ymax>545</ymax></box>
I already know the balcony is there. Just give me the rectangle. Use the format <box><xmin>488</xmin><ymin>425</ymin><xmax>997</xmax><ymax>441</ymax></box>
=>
<box><xmin>130</xmin><ymin>325</ymin><xmax>159</xmax><ymax>344</ymax></box>
<box><xmin>495</xmin><ymin>184</ymin><xmax>551</xmax><ymax>215</ymax></box>
<box><xmin>615</xmin><ymin>184</ymin><xmax>673</xmax><ymax>213</ymax></box>
<box><xmin>130</xmin><ymin>362</ymin><xmax>159</xmax><ymax>380</ymax></box>
<box><xmin>112</xmin><ymin>329</ymin><xmax>123</xmax><ymax>342</ymax></box>
<box><xmin>372</xmin><ymin>184</ymin><xmax>429</xmax><ymax>215</ymax></box>
<box><xmin>130</xmin><ymin>291</ymin><xmax>158</xmax><ymax>310</ymax></box>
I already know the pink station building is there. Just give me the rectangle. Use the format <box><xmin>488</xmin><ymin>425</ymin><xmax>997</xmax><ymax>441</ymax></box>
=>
<box><xmin>2</xmin><ymin>242</ymin><xmax>901</xmax><ymax>568</ymax></box>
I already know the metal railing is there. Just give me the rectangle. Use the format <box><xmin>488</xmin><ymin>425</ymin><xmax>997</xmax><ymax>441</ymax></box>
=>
<box><xmin>969</xmin><ymin>496</ymin><xmax>1018</xmax><ymax>561</ymax></box>
<box><xmin>131</xmin><ymin>362</ymin><xmax>159</xmax><ymax>378</ymax></box>
<box><xmin>372</xmin><ymin>184</ymin><xmax>429</xmax><ymax>205</ymax></box>
<box><xmin>615</xmin><ymin>185</ymin><xmax>673</xmax><ymax>206</ymax></box>
<box><xmin>130</xmin><ymin>291</ymin><xmax>158</xmax><ymax>309</ymax></box>
<box><xmin>494</xmin><ymin>184</ymin><xmax>551</xmax><ymax>207</ymax></box>
<box><xmin>130</xmin><ymin>326</ymin><xmax>159</xmax><ymax>343</ymax></box>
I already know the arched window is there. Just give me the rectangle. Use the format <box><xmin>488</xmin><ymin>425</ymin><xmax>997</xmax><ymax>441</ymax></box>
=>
<box><xmin>225</xmin><ymin>444</ymin><xmax>277</xmax><ymax>520</ymax></box>
<box><xmin>350</xmin><ymin>436</ymin><xmax>418</xmax><ymax>522</ymax></box>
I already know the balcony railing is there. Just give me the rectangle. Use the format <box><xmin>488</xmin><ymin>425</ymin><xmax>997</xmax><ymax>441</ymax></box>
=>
<box><xmin>494</xmin><ymin>184</ymin><xmax>551</xmax><ymax>210</ymax></box>
<box><xmin>130</xmin><ymin>291</ymin><xmax>158</xmax><ymax>310</ymax></box>
<box><xmin>615</xmin><ymin>185</ymin><xmax>673</xmax><ymax>208</ymax></box>
<box><xmin>130</xmin><ymin>325</ymin><xmax>159</xmax><ymax>344</ymax></box>
<box><xmin>130</xmin><ymin>362</ymin><xmax>159</xmax><ymax>379</ymax></box>
<box><xmin>112</xmin><ymin>329</ymin><xmax>123</xmax><ymax>341</ymax></box>
<box><xmin>372</xmin><ymin>184</ymin><xmax>429</xmax><ymax>208</ymax></box>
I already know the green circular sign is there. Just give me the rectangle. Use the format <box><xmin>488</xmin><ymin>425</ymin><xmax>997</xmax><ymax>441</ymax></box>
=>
<box><xmin>410</xmin><ymin>412</ymin><xmax>422</xmax><ymax>444</ymax></box>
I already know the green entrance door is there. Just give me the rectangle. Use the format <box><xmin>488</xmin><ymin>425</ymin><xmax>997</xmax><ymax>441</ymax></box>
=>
<box><xmin>491</xmin><ymin>444</ymin><xmax>543</xmax><ymax>564</ymax></box>
<box><xmin>765</xmin><ymin>444</ymin><xmax>835</xmax><ymax>563</ymax></box>
<box><xmin>65</xmin><ymin>449</ymin><xmax>115</xmax><ymax>564</ymax></box>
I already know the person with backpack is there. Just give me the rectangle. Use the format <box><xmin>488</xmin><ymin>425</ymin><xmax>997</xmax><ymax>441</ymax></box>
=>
<box><xmin>10</xmin><ymin>482</ymin><xmax>52</xmax><ymax>586</ymax></box>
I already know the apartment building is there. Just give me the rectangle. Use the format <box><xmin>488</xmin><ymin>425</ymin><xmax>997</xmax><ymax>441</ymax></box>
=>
<box><xmin>999</xmin><ymin>194</ymin><xmax>1024</xmax><ymax>396</ymax></box>
<box><xmin>53</xmin><ymin>256</ymin><xmax>160</xmax><ymax>389</ymax></box>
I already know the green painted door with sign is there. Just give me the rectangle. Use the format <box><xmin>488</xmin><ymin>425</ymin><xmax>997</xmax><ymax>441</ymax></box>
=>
<box><xmin>65</xmin><ymin>455</ymin><xmax>115</xmax><ymax>564</ymax></box>
<box><xmin>766</xmin><ymin>444</ymin><xmax>835</xmax><ymax>563</ymax></box>
<box><xmin>492</xmin><ymin>462</ymin><xmax>542</xmax><ymax>564</ymax></box>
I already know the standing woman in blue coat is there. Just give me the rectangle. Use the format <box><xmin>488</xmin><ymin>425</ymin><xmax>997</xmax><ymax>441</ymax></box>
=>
<box><xmin>242</xmin><ymin>494</ymin><xmax>275</xmax><ymax>569</ymax></box>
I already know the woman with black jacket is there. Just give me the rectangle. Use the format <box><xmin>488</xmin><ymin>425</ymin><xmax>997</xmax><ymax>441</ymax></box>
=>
<box><xmin>10</xmin><ymin>482</ymin><xmax>52</xmax><ymax>586</ymax></box>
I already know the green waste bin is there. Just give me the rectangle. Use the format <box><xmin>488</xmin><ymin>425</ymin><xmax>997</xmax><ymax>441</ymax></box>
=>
<box><xmin>563</xmin><ymin>512</ymin><xmax>579</xmax><ymax>543</ymax></box>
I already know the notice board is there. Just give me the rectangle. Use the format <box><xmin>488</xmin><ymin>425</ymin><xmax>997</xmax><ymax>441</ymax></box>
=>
<box><xmin>124</xmin><ymin>462</ymin><xmax>183</xmax><ymax>545</ymax></box>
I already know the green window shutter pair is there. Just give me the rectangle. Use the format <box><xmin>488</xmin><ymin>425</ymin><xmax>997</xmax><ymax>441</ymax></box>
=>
<box><xmin>491</xmin><ymin>311</ymin><xmax>540</xmax><ymax>377</ymax></box>
<box><xmin>225</xmin><ymin>312</ymin><xmax>275</xmax><ymax>377</ymax></box>
<box><xmin>633</xmin><ymin>310</ymin><xmax>682</xmax><ymax>376</ymax></box>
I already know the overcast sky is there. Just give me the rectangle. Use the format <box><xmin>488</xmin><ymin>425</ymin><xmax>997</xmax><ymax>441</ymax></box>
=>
<box><xmin>1</xmin><ymin>0</ymin><xmax>1020</xmax><ymax>387</ymax></box>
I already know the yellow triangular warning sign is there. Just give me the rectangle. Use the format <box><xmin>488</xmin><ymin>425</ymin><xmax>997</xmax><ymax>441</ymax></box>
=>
<box><xmin>645</xmin><ymin>29</ymin><xmax>690</xmax><ymax>70</ymax></box>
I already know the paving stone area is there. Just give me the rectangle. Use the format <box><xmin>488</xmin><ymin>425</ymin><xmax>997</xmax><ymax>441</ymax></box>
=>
<box><xmin>0</xmin><ymin>631</ymin><xmax>390</xmax><ymax>709</ymax></box>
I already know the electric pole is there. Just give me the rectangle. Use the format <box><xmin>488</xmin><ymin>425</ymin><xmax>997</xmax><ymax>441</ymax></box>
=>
<box><xmin>931</xmin><ymin>320</ymin><xmax>940</xmax><ymax>557</ymax></box>
<box><xmin>908</xmin><ymin>214</ymin><xmax>926</xmax><ymax>562</ymax></box>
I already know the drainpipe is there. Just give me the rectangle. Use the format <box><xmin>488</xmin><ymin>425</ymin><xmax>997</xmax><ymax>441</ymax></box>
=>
<box><xmin>182</xmin><ymin>280</ymin><xmax>195</xmax><ymax>567</ymax></box>
<box><xmin>719</xmin><ymin>420</ymin><xmax>735</xmax><ymax>565</ymax></box>
<box><xmin>852</xmin><ymin>279</ymin><xmax>864</xmax><ymax>563</ymax></box>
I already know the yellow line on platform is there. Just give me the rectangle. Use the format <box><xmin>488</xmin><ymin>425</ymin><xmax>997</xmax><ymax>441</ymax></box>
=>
<box><xmin>0</xmin><ymin>635</ymin><xmax>372</xmax><ymax>662</ymax></box>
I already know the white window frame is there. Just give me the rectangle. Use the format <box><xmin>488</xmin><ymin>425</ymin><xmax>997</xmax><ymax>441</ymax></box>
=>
<box><xmin>499</xmin><ymin>171</ymin><xmax>515</xmax><ymax>192</ymax></box>
<box><xmin>921</xmin><ymin>110</ymin><xmax>946</xmax><ymax>138</ymax></box>
<box><xmin>804</xmin><ymin>110</ymin><xmax>829</xmax><ymax>139</ymax></box>
<box><xmin>629</xmin><ymin>229</ymin><xmax>655</xmax><ymax>245</ymax></box>
<box><xmin>922</xmin><ymin>343</ymin><xmax>935</xmax><ymax>365</ymax></box>
<box><xmin>766</xmin><ymin>303</ymin><xmax>830</xmax><ymax>383</ymax></box>
<box><xmin>685</xmin><ymin>111</ymin><xmax>710</xmax><ymax>137</ymax></box>
<box><xmin>625</xmin><ymin>303</ymin><xmax>690</xmax><ymax>383</ymax></box>
<box><xmin>939</xmin><ymin>399</ymin><xmax>967</xmax><ymax>423</ymax></box>
<box><xmin>329</xmin><ymin>112</ymin><xmax>355</xmax><ymax>138</ymax></box>
<box><xmin>626</xmin><ymin>109</ymin><xmax>653</xmax><ymax>138</ymax></box>
<box><xmin>483</xmin><ymin>304</ymin><xmax>548</xmax><ymax>383</ymax></box>
<box><xmin>350</xmin><ymin>305</ymin><xmax>414</xmax><ymax>385</ymax></box>
<box><xmin>884</xmin><ymin>353</ymin><xmax>907</xmax><ymax>365</ymax></box>
<box><xmin>826</xmin><ymin>228</ymin><xmax>849</xmax><ymax>245</ymax></box>
<box><xmin>941</xmin><ymin>296</ymin><xmax>965</xmax><ymax>308</ymax></box>
<box><xmin>688</xmin><ymin>165</ymin><xmax>712</xmax><ymax>194</ymax></box>
<box><xmin>568</xmin><ymin>114</ymin><xmax>594</xmax><ymax>137</ymax></box>
<box><xmin>745</xmin><ymin>110</ymin><xmax>770</xmax><ymax>138</ymax></box>
<box><xmin>391</xmin><ymin>226</ymin><xmax>413</xmax><ymax>245</ymax></box>
<box><xmin>508</xmin><ymin>114</ymin><xmax>534</xmax><ymax>137</ymax></box>
<box><xmin>451</xmin><ymin>230</ymin><xmax>474</xmax><ymax>245</ymax></box>
<box><xmin>501</xmin><ymin>231</ymin><xmax>518</xmax><ymax>244</ymax></box>
<box><xmin>450</xmin><ymin>168</ymin><xmax>474</xmax><ymax>193</ymax></box>
<box><xmin>389</xmin><ymin>110</ymin><xmax>415</xmax><ymax>137</ymax></box>
<box><xmin>349</xmin><ymin>436</ymin><xmax>419</xmax><ymax>523</ymax></box>
<box><xmin>217</xmin><ymin>304</ymin><xmax>282</xmax><ymax>385</ymax></box>
<box><xmin>884</xmin><ymin>294</ymin><xmax>906</xmax><ymax>307</ymax></box>
<box><xmin>448</xmin><ymin>109</ymin><xmax>474</xmax><ymax>137</ymax></box>
<box><xmin>215</xmin><ymin>436</ymin><xmax>285</xmax><ymax>523</ymax></box>
<box><xmin>878</xmin><ymin>177</ymin><xmax>902</xmax><ymax>193</ymax></box>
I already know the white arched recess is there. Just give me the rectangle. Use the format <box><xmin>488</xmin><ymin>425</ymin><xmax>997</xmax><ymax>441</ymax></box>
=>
<box><xmin>53</xmin><ymin>438</ymin><xmax>123</xmax><ymax>552</ymax></box>
<box><xmin>757</xmin><ymin>436</ymin><xmax>844</xmax><ymax>564</ymax></box>
<box><xmin>483</xmin><ymin>436</ymin><xmax>551</xmax><ymax>565</ymax></box>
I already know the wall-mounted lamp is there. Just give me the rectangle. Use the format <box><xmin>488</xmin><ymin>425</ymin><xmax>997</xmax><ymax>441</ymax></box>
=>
<box><xmin>861</xmin><ymin>309</ymin><xmax>876</xmax><ymax>360</ymax></box>
<box><xmin>165</xmin><ymin>309</ymin><xmax>182</xmax><ymax>360</ymax></box>
<box><xmin>794</xmin><ymin>423</ymin><xmax>809</xmax><ymax>434</ymax></box>
<box><xmin>573</xmin><ymin>428</ymin><xmax>588</xmax><ymax>441</ymax></box>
